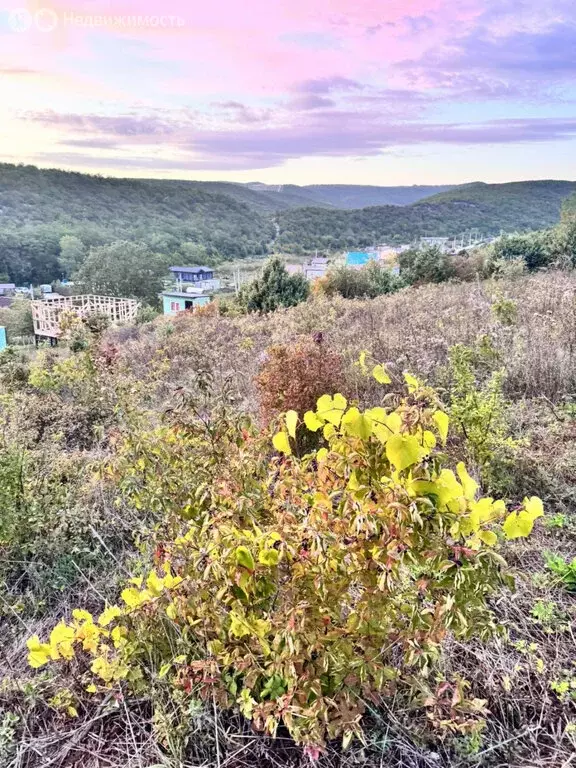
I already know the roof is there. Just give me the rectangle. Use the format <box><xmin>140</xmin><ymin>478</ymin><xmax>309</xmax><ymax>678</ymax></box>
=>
<box><xmin>161</xmin><ymin>290</ymin><xmax>212</xmax><ymax>298</ymax></box>
<box><xmin>169</xmin><ymin>266</ymin><xmax>213</xmax><ymax>274</ymax></box>
<box><xmin>345</xmin><ymin>251</ymin><xmax>378</xmax><ymax>266</ymax></box>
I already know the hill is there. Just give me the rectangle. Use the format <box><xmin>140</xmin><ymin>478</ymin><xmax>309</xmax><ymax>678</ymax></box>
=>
<box><xmin>1</xmin><ymin>163</ymin><xmax>575</xmax><ymax>282</ymax></box>
<box><xmin>245</xmin><ymin>182</ymin><xmax>455</xmax><ymax>208</ymax></box>
<box><xmin>275</xmin><ymin>180</ymin><xmax>576</xmax><ymax>252</ymax></box>
<box><xmin>0</xmin><ymin>163</ymin><xmax>275</xmax><ymax>283</ymax></box>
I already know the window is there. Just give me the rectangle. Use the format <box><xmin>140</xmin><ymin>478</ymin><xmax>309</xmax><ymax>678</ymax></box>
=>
<box><xmin>170</xmin><ymin>301</ymin><xmax>180</xmax><ymax>312</ymax></box>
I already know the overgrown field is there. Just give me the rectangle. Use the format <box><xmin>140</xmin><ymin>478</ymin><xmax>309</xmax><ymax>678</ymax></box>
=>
<box><xmin>1</xmin><ymin>272</ymin><xmax>575</xmax><ymax>767</ymax></box>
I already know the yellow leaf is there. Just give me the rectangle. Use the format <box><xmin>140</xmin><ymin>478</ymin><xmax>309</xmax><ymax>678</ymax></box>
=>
<box><xmin>285</xmin><ymin>410</ymin><xmax>298</xmax><ymax>439</ymax></box>
<box><xmin>272</xmin><ymin>431</ymin><xmax>291</xmax><ymax>455</ymax></box>
<box><xmin>372</xmin><ymin>364</ymin><xmax>391</xmax><ymax>384</ymax></box>
<box><xmin>523</xmin><ymin>496</ymin><xmax>544</xmax><ymax>521</ymax></box>
<box><xmin>304</xmin><ymin>410</ymin><xmax>323</xmax><ymax>432</ymax></box>
<box><xmin>86</xmin><ymin>684</ymin><xmax>97</xmax><ymax>693</ymax></box>
<box><xmin>26</xmin><ymin>635</ymin><xmax>52</xmax><ymax>669</ymax></box>
<box><xmin>503</xmin><ymin>510</ymin><xmax>535</xmax><ymax>540</ymax></box>
<box><xmin>456</xmin><ymin>462</ymin><xmax>478</xmax><ymax>501</ymax></box>
<box><xmin>341</xmin><ymin>407</ymin><xmax>373</xmax><ymax>440</ymax></box>
<box><xmin>433</xmin><ymin>411</ymin><xmax>449</xmax><ymax>444</ymax></box>
<box><xmin>316</xmin><ymin>447</ymin><xmax>328</xmax><ymax>462</ymax></box>
<box><xmin>404</xmin><ymin>372</ymin><xmax>421</xmax><ymax>392</ymax></box>
<box><xmin>479</xmin><ymin>530</ymin><xmax>497</xmax><ymax>547</ymax></box>
<box><xmin>67</xmin><ymin>706</ymin><xmax>78</xmax><ymax>718</ymax></box>
<box><xmin>386</xmin><ymin>434</ymin><xmax>423</xmax><ymax>471</ymax></box>
<box><xmin>258</xmin><ymin>549</ymin><xmax>280</xmax><ymax>566</ymax></box>
<box><xmin>98</xmin><ymin>605</ymin><xmax>122</xmax><ymax>627</ymax></box>
<box><xmin>121</xmin><ymin>587</ymin><xmax>148</xmax><ymax>608</ymax></box>
<box><xmin>146</xmin><ymin>571</ymin><xmax>165</xmax><ymax>597</ymax></box>
<box><xmin>72</xmin><ymin>609</ymin><xmax>93</xmax><ymax>623</ymax></box>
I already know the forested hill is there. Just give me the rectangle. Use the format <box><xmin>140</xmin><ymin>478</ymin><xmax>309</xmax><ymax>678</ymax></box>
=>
<box><xmin>1</xmin><ymin>163</ymin><xmax>575</xmax><ymax>282</ymax></box>
<box><xmin>244</xmin><ymin>183</ymin><xmax>456</xmax><ymax>208</ymax></box>
<box><xmin>275</xmin><ymin>180</ymin><xmax>576</xmax><ymax>252</ymax></box>
<box><xmin>0</xmin><ymin>163</ymin><xmax>275</xmax><ymax>283</ymax></box>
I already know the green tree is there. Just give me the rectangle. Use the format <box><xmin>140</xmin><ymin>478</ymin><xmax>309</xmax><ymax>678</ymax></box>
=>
<box><xmin>74</xmin><ymin>241</ymin><xmax>169</xmax><ymax>306</ymax></box>
<box><xmin>399</xmin><ymin>246</ymin><xmax>456</xmax><ymax>284</ymax></box>
<box><xmin>491</xmin><ymin>233</ymin><xmax>553</xmax><ymax>271</ymax></box>
<box><xmin>59</xmin><ymin>235</ymin><xmax>87</xmax><ymax>277</ymax></box>
<box><xmin>238</xmin><ymin>257</ymin><xmax>309</xmax><ymax>313</ymax></box>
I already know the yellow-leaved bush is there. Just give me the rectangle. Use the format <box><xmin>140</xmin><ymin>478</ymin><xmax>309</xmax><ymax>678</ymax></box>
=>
<box><xmin>27</xmin><ymin>370</ymin><xmax>543</xmax><ymax>749</ymax></box>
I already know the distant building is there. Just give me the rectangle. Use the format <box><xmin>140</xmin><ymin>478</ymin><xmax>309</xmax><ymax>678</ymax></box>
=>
<box><xmin>0</xmin><ymin>283</ymin><xmax>15</xmax><ymax>296</ymax></box>
<box><xmin>0</xmin><ymin>327</ymin><xmax>5</xmax><ymax>351</ymax></box>
<box><xmin>419</xmin><ymin>237</ymin><xmax>450</xmax><ymax>250</ymax></box>
<box><xmin>161</xmin><ymin>290</ymin><xmax>212</xmax><ymax>316</ymax></box>
<box><xmin>286</xmin><ymin>257</ymin><xmax>329</xmax><ymax>281</ymax></box>
<box><xmin>345</xmin><ymin>251</ymin><xmax>378</xmax><ymax>269</ymax></box>
<box><xmin>169</xmin><ymin>265</ymin><xmax>221</xmax><ymax>291</ymax></box>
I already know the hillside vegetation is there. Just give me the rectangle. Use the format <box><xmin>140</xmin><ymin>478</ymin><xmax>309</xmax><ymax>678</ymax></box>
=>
<box><xmin>1</xmin><ymin>164</ymin><xmax>575</xmax><ymax>284</ymax></box>
<box><xmin>245</xmin><ymin>183</ymin><xmax>456</xmax><ymax>208</ymax></box>
<box><xmin>276</xmin><ymin>180</ymin><xmax>576</xmax><ymax>253</ymax></box>
<box><xmin>1</xmin><ymin>271</ymin><xmax>575</xmax><ymax>767</ymax></box>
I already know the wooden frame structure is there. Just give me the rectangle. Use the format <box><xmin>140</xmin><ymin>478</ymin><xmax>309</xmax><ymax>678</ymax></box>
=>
<box><xmin>32</xmin><ymin>294</ymin><xmax>139</xmax><ymax>341</ymax></box>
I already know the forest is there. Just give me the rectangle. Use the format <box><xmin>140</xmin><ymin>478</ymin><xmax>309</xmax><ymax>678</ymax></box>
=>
<box><xmin>1</xmin><ymin>164</ymin><xmax>575</xmax><ymax>285</ymax></box>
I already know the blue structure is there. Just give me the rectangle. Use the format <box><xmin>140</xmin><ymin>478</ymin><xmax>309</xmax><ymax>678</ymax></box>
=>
<box><xmin>169</xmin><ymin>266</ymin><xmax>214</xmax><ymax>283</ymax></box>
<box><xmin>161</xmin><ymin>291</ymin><xmax>211</xmax><ymax>316</ymax></box>
<box><xmin>345</xmin><ymin>251</ymin><xmax>378</xmax><ymax>268</ymax></box>
<box><xmin>0</xmin><ymin>327</ymin><xmax>6</xmax><ymax>351</ymax></box>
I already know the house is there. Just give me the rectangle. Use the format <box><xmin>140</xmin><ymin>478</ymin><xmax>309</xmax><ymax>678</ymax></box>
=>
<box><xmin>286</xmin><ymin>257</ymin><xmax>329</xmax><ymax>281</ymax></box>
<box><xmin>0</xmin><ymin>283</ymin><xmax>15</xmax><ymax>296</ymax></box>
<box><xmin>345</xmin><ymin>251</ymin><xmax>378</xmax><ymax>269</ymax></box>
<box><xmin>169</xmin><ymin>265</ymin><xmax>220</xmax><ymax>291</ymax></box>
<box><xmin>161</xmin><ymin>290</ymin><xmax>212</xmax><ymax>316</ymax></box>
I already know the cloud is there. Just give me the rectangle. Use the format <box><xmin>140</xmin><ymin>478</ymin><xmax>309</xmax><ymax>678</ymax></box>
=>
<box><xmin>25</xmin><ymin>108</ymin><xmax>576</xmax><ymax>171</ymax></box>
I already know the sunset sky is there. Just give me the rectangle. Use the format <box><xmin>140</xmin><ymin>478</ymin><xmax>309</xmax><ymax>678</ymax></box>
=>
<box><xmin>0</xmin><ymin>0</ymin><xmax>575</xmax><ymax>184</ymax></box>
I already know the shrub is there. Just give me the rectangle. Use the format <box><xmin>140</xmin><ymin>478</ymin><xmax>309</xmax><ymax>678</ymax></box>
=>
<box><xmin>255</xmin><ymin>335</ymin><xmax>345</xmax><ymax>424</ymax></box>
<box><xmin>238</xmin><ymin>257</ymin><xmax>310</xmax><ymax>313</ymax></box>
<box><xmin>27</xmin><ymin>371</ymin><xmax>543</xmax><ymax>750</ymax></box>
<box><xmin>447</xmin><ymin>341</ymin><xmax>519</xmax><ymax>494</ymax></box>
<box><xmin>399</xmin><ymin>246</ymin><xmax>456</xmax><ymax>285</ymax></box>
<box><xmin>321</xmin><ymin>262</ymin><xmax>402</xmax><ymax>299</ymax></box>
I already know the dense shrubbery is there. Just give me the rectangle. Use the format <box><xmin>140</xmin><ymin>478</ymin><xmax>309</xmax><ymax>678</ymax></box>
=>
<box><xmin>319</xmin><ymin>261</ymin><xmax>402</xmax><ymax>298</ymax></box>
<box><xmin>26</xmin><ymin>369</ymin><xmax>543</xmax><ymax>750</ymax></box>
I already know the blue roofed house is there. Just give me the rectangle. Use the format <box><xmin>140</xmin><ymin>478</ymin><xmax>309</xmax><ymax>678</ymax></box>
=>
<box><xmin>169</xmin><ymin>266</ymin><xmax>220</xmax><ymax>290</ymax></box>
<box><xmin>345</xmin><ymin>251</ymin><xmax>378</xmax><ymax>269</ymax></box>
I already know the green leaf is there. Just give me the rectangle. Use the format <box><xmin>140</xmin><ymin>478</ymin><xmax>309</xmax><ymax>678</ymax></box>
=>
<box><xmin>372</xmin><ymin>364</ymin><xmax>391</xmax><ymax>385</ymax></box>
<box><xmin>258</xmin><ymin>549</ymin><xmax>280</xmax><ymax>567</ymax></box>
<box><xmin>272</xmin><ymin>431</ymin><xmax>291</xmax><ymax>455</ymax></box>
<box><xmin>285</xmin><ymin>410</ymin><xmax>298</xmax><ymax>439</ymax></box>
<box><xmin>235</xmin><ymin>546</ymin><xmax>255</xmax><ymax>571</ymax></box>
<box><xmin>341</xmin><ymin>407</ymin><xmax>373</xmax><ymax>439</ymax></box>
<box><xmin>386</xmin><ymin>434</ymin><xmax>422</xmax><ymax>471</ymax></box>
<box><xmin>433</xmin><ymin>411</ymin><xmax>449</xmax><ymax>444</ymax></box>
<box><xmin>304</xmin><ymin>410</ymin><xmax>323</xmax><ymax>432</ymax></box>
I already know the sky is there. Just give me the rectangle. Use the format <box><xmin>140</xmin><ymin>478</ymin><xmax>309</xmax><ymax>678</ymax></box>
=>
<box><xmin>0</xmin><ymin>0</ymin><xmax>575</xmax><ymax>185</ymax></box>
